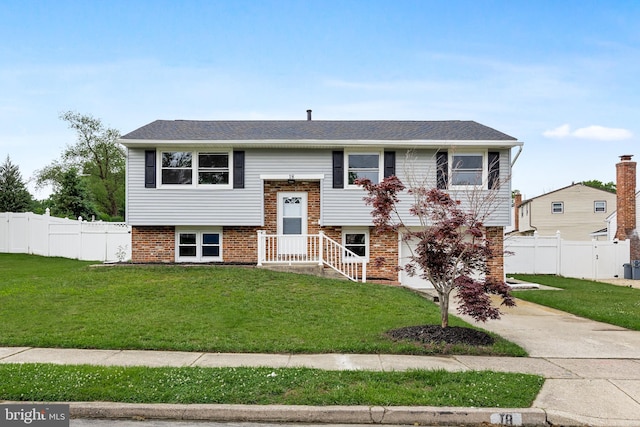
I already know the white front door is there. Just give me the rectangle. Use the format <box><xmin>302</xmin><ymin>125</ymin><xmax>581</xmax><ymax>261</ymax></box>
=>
<box><xmin>277</xmin><ymin>192</ymin><xmax>308</xmax><ymax>255</ymax></box>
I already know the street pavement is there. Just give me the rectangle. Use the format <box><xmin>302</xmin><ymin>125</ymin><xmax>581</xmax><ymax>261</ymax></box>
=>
<box><xmin>1</xmin><ymin>284</ymin><xmax>640</xmax><ymax>426</ymax></box>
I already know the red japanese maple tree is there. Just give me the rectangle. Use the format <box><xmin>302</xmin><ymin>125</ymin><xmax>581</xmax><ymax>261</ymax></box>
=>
<box><xmin>358</xmin><ymin>176</ymin><xmax>514</xmax><ymax>328</ymax></box>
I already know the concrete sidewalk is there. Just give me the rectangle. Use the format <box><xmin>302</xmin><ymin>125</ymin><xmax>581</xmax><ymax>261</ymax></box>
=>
<box><xmin>2</xmin><ymin>346</ymin><xmax>640</xmax><ymax>426</ymax></box>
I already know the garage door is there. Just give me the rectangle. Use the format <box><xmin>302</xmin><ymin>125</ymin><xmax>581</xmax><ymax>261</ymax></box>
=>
<box><xmin>400</xmin><ymin>236</ymin><xmax>434</xmax><ymax>290</ymax></box>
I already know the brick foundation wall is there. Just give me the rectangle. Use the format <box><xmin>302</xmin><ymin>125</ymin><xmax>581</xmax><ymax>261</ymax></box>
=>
<box><xmin>131</xmin><ymin>226</ymin><xmax>175</xmax><ymax>263</ymax></box>
<box><xmin>223</xmin><ymin>226</ymin><xmax>260</xmax><ymax>263</ymax></box>
<box><xmin>368</xmin><ymin>229</ymin><xmax>400</xmax><ymax>281</ymax></box>
<box><xmin>485</xmin><ymin>226</ymin><xmax>505</xmax><ymax>282</ymax></box>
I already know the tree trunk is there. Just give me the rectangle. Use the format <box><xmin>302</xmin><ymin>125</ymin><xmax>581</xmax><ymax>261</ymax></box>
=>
<box><xmin>438</xmin><ymin>289</ymin><xmax>449</xmax><ymax>328</ymax></box>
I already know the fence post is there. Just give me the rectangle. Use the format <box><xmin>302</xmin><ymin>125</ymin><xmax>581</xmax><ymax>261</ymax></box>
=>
<box><xmin>256</xmin><ymin>230</ymin><xmax>264</xmax><ymax>266</ymax></box>
<box><xmin>592</xmin><ymin>237</ymin><xmax>598</xmax><ymax>280</ymax></box>
<box><xmin>532</xmin><ymin>231</ymin><xmax>538</xmax><ymax>274</ymax></box>
<box><xmin>556</xmin><ymin>230</ymin><xmax>561</xmax><ymax>276</ymax></box>
<box><xmin>44</xmin><ymin>208</ymin><xmax>51</xmax><ymax>257</ymax></box>
<box><xmin>318</xmin><ymin>231</ymin><xmax>324</xmax><ymax>266</ymax></box>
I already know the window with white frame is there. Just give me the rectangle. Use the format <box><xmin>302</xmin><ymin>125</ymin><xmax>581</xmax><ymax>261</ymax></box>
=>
<box><xmin>162</xmin><ymin>152</ymin><xmax>193</xmax><ymax>184</ymax></box>
<box><xmin>176</xmin><ymin>228</ymin><xmax>222</xmax><ymax>262</ymax></box>
<box><xmin>160</xmin><ymin>151</ymin><xmax>230</xmax><ymax>187</ymax></box>
<box><xmin>551</xmin><ymin>202</ymin><xmax>564</xmax><ymax>214</ymax></box>
<box><xmin>347</xmin><ymin>153</ymin><xmax>380</xmax><ymax>185</ymax></box>
<box><xmin>594</xmin><ymin>200</ymin><xmax>606</xmax><ymax>213</ymax></box>
<box><xmin>342</xmin><ymin>228</ymin><xmax>369</xmax><ymax>260</ymax></box>
<box><xmin>198</xmin><ymin>153</ymin><xmax>229</xmax><ymax>184</ymax></box>
<box><xmin>451</xmin><ymin>153</ymin><xmax>484</xmax><ymax>186</ymax></box>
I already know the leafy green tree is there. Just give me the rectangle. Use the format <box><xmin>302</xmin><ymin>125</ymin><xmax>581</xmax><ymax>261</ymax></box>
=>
<box><xmin>36</xmin><ymin>111</ymin><xmax>125</xmax><ymax>220</ymax></box>
<box><xmin>582</xmin><ymin>180</ymin><xmax>616</xmax><ymax>193</ymax></box>
<box><xmin>49</xmin><ymin>167</ymin><xmax>96</xmax><ymax>220</ymax></box>
<box><xmin>0</xmin><ymin>155</ymin><xmax>33</xmax><ymax>212</ymax></box>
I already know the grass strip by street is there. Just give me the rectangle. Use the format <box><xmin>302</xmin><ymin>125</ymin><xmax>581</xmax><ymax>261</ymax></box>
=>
<box><xmin>0</xmin><ymin>363</ymin><xmax>544</xmax><ymax>408</ymax></box>
<box><xmin>0</xmin><ymin>254</ymin><xmax>526</xmax><ymax>356</ymax></box>
<box><xmin>512</xmin><ymin>274</ymin><xmax>640</xmax><ymax>331</ymax></box>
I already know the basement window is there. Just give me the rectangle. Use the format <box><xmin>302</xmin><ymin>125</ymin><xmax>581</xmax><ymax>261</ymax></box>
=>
<box><xmin>175</xmin><ymin>228</ymin><xmax>223</xmax><ymax>262</ymax></box>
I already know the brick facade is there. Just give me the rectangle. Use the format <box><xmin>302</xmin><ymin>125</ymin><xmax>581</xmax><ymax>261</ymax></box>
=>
<box><xmin>485</xmin><ymin>226</ymin><xmax>505</xmax><ymax>282</ymax></box>
<box><xmin>131</xmin><ymin>226</ymin><xmax>175</xmax><ymax>263</ymax></box>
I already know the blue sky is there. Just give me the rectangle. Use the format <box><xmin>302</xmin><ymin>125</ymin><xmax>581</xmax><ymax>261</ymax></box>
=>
<box><xmin>1</xmin><ymin>0</ymin><xmax>638</xmax><ymax>199</ymax></box>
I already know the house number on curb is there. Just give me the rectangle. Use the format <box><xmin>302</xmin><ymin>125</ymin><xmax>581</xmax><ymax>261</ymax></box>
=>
<box><xmin>490</xmin><ymin>412</ymin><xmax>522</xmax><ymax>426</ymax></box>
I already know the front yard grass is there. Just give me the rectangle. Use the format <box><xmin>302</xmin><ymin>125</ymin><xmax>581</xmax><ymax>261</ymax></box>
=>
<box><xmin>0</xmin><ymin>363</ymin><xmax>543</xmax><ymax>408</ymax></box>
<box><xmin>512</xmin><ymin>274</ymin><xmax>640</xmax><ymax>330</ymax></box>
<box><xmin>0</xmin><ymin>254</ymin><xmax>525</xmax><ymax>356</ymax></box>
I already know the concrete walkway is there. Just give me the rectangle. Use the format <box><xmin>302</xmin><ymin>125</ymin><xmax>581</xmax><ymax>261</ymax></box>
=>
<box><xmin>1</xmin><ymin>294</ymin><xmax>640</xmax><ymax>426</ymax></box>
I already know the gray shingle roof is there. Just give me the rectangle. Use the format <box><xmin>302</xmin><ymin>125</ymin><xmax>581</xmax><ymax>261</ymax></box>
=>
<box><xmin>121</xmin><ymin>120</ymin><xmax>517</xmax><ymax>141</ymax></box>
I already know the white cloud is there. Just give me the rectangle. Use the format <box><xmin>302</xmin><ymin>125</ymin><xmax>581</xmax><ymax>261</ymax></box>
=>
<box><xmin>543</xmin><ymin>124</ymin><xmax>632</xmax><ymax>141</ymax></box>
<box><xmin>572</xmin><ymin>125</ymin><xmax>632</xmax><ymax>141</ymax></box>
<box><xmin>543</xmin><ymin>124</ymin><xmax>572</xmax><ymax>138</ymax></box>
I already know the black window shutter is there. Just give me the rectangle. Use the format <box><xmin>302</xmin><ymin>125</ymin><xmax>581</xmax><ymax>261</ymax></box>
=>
<box><xmin>384</xmin><ymin>151</ymin><xmax>396</xmax><ymax>178</ymax></box>
<box><xmin>436</xmin><ymin>151</ymin><xmax>448</xmax><ymax>189</ymax></box>
<box><xmin>144</xmin><ymin>150</ymin><xmax>156</xmax><ymax>188</ymax></box>
<box><xmin>332</xmin><ymin>151</ymin><xmax>344</xmax><ymax>188</ymax></box>
<box><xmin>488</xmin><ymin>151</ymin><xmax>500</xmax><ymax>189</ymax></box>
<box><xmin>233</xmin><ymin>151</ymin><xmax>245</xmax><ymax>189</ymax></box>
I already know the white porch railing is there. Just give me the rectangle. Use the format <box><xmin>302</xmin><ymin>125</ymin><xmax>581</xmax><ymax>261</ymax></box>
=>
<box><xmin>256</xmin><ymin>230</ymin><xmax>367</xmax><ymax>282</ymax></box>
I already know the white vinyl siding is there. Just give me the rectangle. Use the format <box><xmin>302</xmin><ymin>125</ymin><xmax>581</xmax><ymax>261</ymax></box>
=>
<box><xmin>126</xmin><ymin>147</ymin><xmax>512</xmax><ymax>227</ymax></box>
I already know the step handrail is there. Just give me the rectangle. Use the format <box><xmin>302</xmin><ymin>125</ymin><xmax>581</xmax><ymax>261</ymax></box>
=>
<box><xmin>257</xmin><ymin>230</ymin><xmax>367</xmax><ymax>282</ymax></box>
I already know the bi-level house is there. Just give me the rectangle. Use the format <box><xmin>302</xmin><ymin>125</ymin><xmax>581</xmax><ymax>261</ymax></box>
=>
<box><xmin>120</xmin><ymin>115</ymin><xmax>522</xmax><ymax>287</ymax></box>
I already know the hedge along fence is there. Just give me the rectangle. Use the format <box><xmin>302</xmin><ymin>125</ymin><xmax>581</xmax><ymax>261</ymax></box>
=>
<box><xmin>0</xmin><ymin>210</ymin><xmax>131</xmax><ymax>262</ymax></box>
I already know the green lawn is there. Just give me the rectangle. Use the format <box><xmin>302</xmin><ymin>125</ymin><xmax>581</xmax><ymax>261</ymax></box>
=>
<box><xmin>512</xmin><ymin>274</ymin><xmax>640</xmax><ymax>330</ymax></box>
<box><xmin>0</xmin><ymin>363</ymin><xmax>543</xmax><ymax>408</ymax></box>
<box><xmin>0</xmin><ymin>254</ymin><xmax>526</xmax><ymax>356</ymax></box>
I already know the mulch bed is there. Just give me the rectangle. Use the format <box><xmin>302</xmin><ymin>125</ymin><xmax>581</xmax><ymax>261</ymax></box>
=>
<box><xmin>387</xmin><ymin>325</ymin><xmax>495</xmax><ymax>346</ymax></box>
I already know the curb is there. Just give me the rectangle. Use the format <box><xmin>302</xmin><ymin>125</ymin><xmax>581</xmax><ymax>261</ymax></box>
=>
<box><xmin>69</xmin><ymin>402</ymin><xmax>549</xmax><ymax>426</ymax></box>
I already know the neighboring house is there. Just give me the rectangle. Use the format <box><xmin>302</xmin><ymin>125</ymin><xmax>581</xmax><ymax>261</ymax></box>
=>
<box><xmin>514</xmin><ymin>183</ymin><xmax>617</xmax><ymax>241</ymax></box>
<box><xmin>605</xmin><ymin>191</ymin><xmax>640</xmax><ymax>241</ymax></box>
<box><xmin>119</xmin><ymin>116</ymin><xmax>522</xmax><ymax>286</ymax></box>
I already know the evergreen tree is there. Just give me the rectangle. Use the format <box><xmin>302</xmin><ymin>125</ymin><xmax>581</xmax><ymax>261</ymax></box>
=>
<box><xmin>0</xmin><ymin>155</ymin><xmax>33</xmax><ymax>212</ymax></box>
<box><xmin>49</xmin><ymin>167</ymin><xmax>96</xmax><ymax>220</ymax></box>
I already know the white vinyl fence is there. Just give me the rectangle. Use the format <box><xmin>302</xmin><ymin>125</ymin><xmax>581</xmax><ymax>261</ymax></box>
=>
<box><xmin>505</xmin><ymin>231</ymin><xmax>630</xmax><ymax>280</ymax></box>
<box><xmin>0</xmin><ymin>210</ymin><xmax>131</xmax><ymax>262</ymax></box>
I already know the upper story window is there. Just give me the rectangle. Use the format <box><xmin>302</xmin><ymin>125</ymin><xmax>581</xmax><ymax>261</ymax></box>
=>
<box><xmin>198</xmin><ymin>153</ymin><xmax>229</xmax><ymax>184</ymax></box>
<box><xmin>160</xmin><ymin>151</ymin><xmax>230</xmax><ymax>187</ymax></box>
<box><xmin>347</xmin><ymin>153</ymin><xmax>380</xmax><ymax>186</ymax></box>
<box><xmin>594</xmin><ymin>200</ymin><xmax>606</xmax><ymax>213</ymax></box>
<box><xmin>552</xmin><ymin>201</ymin><xmax>564</xmax><ymax>214</ymax></box>
<box><xmin>162</xmin><ymin>152</ymin><xmax>192</xmax><ymax>184</ymax></box>
<box><xmin>451</xmin><ymin>153</ymin><xmax>484</xmax><ymax>186</ymax></box>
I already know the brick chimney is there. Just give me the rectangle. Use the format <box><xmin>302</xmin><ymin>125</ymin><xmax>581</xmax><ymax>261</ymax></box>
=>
<box><xmin>514</xmin><ymin>192</ymin><xmax>522</xmax><ymax>231</ymax></box>
<box><xmin>615</xmin><ymin>154</ymin><xmax>639</xmax><ymax>260</ymax></box>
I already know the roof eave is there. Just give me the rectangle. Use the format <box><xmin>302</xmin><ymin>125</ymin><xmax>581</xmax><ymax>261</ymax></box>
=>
<box><xmin>119</xmin><ymin>138</ymin><xmax>524</xmax><ymax>149</ymax></box>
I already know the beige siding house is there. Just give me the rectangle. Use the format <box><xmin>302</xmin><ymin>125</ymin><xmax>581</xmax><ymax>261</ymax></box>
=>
<box><xmin>515</xmin><ymin>183</ymin><xmax>617</xmax><ymax>241</ymax></box>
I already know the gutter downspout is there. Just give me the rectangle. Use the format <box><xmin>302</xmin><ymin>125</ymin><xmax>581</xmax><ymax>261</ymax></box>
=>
<box><xmin>510</xmin><ymin>144</ymin><xmax>523</xmax><ymax>167</ymax></box>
